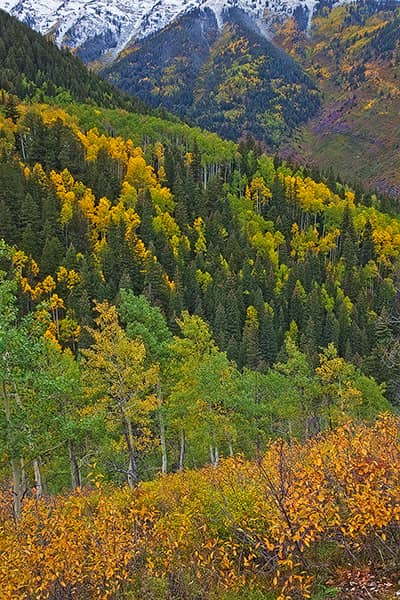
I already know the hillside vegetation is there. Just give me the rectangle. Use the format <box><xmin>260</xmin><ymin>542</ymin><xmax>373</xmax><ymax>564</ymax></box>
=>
<box><xmin>1</xmin><ymin>94</ymin><xmax>399</xmax><ymax>490</ymax></box>
<box><xmin>0</xmin><ymin>8</ymin><xmax>148</xmax><ymax>113</ymax></box>
<box><xmin>1</xmin><ymin>16</ymin><xmax>400</xmax><ymax>596</ymax></box>
<box><xmin>278</xmin><ymin>3</ymin><xmax>400</xmax><ymax>196</ymax></box>
<box><xmin>102</xmin><ymin>10</ymin><xmax>321</xmax><ymax>146</ymax></box>
<box><xmin>1</xmin><ymin>417</ymin><xmax>400</xmax><ymax>599</ymax></box>
<box><xmin>99</xmin><ymin>1</ymin><xmax>400</xmax><ymax>196</ymax></box>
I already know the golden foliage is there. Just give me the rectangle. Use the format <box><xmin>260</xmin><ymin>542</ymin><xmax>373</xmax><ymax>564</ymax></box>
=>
<box><xmin>1</xmin><ymin>416</ymin><xmax>399</xmax><ymax>598</ymax></box>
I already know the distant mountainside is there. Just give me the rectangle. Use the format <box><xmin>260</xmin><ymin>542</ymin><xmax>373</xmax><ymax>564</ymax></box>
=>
<box><xmin>0</xmin><ymin>0</ymin><xmax>396</xmax><ymax>63</ymax></box>
<box><xmin>278</xmin><ymin>1</ymin><xmax>400</xmax><ymax>197</ymax></box>
<box><xmin>102</xmin><ymin>8</ymin><xmax>321</xmax><ymax>146</ymax></box>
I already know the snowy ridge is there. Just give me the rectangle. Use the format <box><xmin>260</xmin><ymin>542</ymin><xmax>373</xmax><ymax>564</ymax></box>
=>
<box><xmin>0</xmin><ymin>0</ymin><xmax>393</xmax><ymax>61</ymax></box>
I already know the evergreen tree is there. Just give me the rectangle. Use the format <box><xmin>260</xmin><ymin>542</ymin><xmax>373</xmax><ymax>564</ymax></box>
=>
<box><xmin>240</xmin><ymin>305</ymin><xmax>261</xmax><ymax>370</ymax></box>
<box><xmin>360</xmin><ymin>220</ymin><xmax>376</xmax><ymax>266</ymax></box>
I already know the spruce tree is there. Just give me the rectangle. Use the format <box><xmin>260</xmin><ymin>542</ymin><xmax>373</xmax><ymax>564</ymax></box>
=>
<box><xmin>360</xmin><ymin>220</ymin><xmax>376</xmax><ymax>266</ymax></box>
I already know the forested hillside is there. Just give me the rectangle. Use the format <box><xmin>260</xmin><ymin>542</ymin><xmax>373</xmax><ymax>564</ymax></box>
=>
<box><xmin>1</xmin><ymin>15</ymin><xmax>400</xmax><ymax>596</ymax></box>
<box><xmin>0</xmin><ymin>8</ymin><xmax>148</xmax><ymax>112</ymax></box>
<box><xmin>102</xmin><ymin>9</ymin><xmax>321</xmax><ymax>146</ymax></box>
<box><xmin>1</xmin><ymin>94</ymin><xmax>399</xmax><ymax>490</ymax></box>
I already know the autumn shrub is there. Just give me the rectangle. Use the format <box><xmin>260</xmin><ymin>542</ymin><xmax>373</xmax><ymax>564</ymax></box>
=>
<box><xmin>0</xmin><ymin>415</ymin><xmax>400</xmax><ymax>599</ymax></box>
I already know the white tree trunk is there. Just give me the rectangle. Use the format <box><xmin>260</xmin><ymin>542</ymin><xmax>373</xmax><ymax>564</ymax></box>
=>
<box><xmin>33</xmin><ymin>459</ymin><xmax>43</xmax><ymax>500</ymax></box>
<box><xmin>179</xmin><ymin>430</ymin><xmax>185</xmax><ymax>471</ymax></box>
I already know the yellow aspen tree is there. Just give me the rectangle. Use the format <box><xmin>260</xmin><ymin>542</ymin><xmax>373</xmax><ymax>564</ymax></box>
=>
<box><xmin>82</xmin><ymin>302</ymin><xmax>158</xmax><ymax>486</ymax></box>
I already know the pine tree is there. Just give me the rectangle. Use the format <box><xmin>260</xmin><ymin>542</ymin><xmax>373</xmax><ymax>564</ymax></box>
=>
<box><xmin>360</xmin><ymin>220</ymin><xmax>376</xmax><ymax>266</ymax></box>
<box><xmin>137</xmin><ymin>189</ymin><xmax>155</xmax><ymax>246</ymax></box>
<box><xmin>240</xmin><ymin>305</ymin><xmax>261</xmax><ymax>370</ymax></box>
<box><xmin>289</xmin><ymin>280</ymin><xmax>306</xmax><ymax>330</ymax></box>
<box><xmin>40</xmin><ymin>234</ymin><xmax>64</xmax><ymax>275</ymax></box>
<box><xmin>340</xmin><ymin>204</ymin><xmax>358</xmax><ymax>268</ymax></box>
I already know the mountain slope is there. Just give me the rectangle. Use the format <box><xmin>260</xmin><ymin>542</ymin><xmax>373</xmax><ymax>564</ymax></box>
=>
<box><xmin>3</xmin><ymin>1</ymin><xmax>400</xmax><ymax>195</ymax></box>
<box><xmin>0</xmin><ymin>0</ymin><xmax>391</xmax><ymax>63</ymax></box>
<box><xmin>1</xmin><ymin>34</ymin><xmax>400</xmax><ymax>600</ymax></box>
<box><xmin>102</xmin><ymin>8</ymin><xmax>321</xmax><ymax>145</ymax></box>
<box><xmin>277</xmin><ymin>2</ymin><xmax>400</xmax><ymax>196</ymax></box>
<box><xmin>0</xmin><ymin>8</ymin><xmax>148</xmax><ymax>112</ymax></box>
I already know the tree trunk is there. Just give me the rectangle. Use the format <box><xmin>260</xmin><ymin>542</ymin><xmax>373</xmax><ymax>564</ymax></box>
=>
<box><xmin>33</xmin><ymin>459</ymin><xmax>43</xmax><ymax>499</ymax></box>
<box><xmin>156</xmin><ymin>382</ymin><xmax>168</xmax><ymax>475</ymax></box>
<box><xmin>179</xmin><ymin>430</ymin><xmax>185</xmax><ymax>471</ymax></box>
<box><xmin>214</xmin><ymin>445</ymin><xmax>219</xmax><ymax>467</ymax></box>
<box><xmin>209</xmin><ymin>444</ymin><xmax>219</xmax><ymax>468</ymax></box>
<box><xmin>69</xmin><ymin>442</ymin><xmax>81</xmax><ymax>489</ymax></box>
<box><xmin>20</xmin><ymin>457</ymin><xmax>26</xmax><ymax>495</ymax></box>
<box><xmin>20</xmin><ymin>134</ymin><xmax>26</xmax><ymax>160</ymax></box>
<box><xmin>209</xmin><ymin>444</ymin><xmax>215</xmax><ymax>466</ymax></box>
<box><xmin>159</xmin><ymin>411</ymin><xmax>168</xmax><ymax>475</ymax></box>
<box><xmin>2</xmin><ymin>383</ymin><xmax>22</xmax><ymax>519</ymax></box>
<box><xmin>120</xmin><ymin>404</ymin><xmax>139</xmax><ymax>487</ymax></box>
<box><xmin>228</xmin><ymin>439</ymin><xmax>234</xmax><ymax>457</ymax></box>
<box><xmin>11</xmin><ymin>458</ymin><xmax>22</xmax><ymax>520</ymax></box>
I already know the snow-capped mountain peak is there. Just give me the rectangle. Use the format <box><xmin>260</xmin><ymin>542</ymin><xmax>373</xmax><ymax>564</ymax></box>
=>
<box><xmin>0</xmin><ymin>0</ymin><xmax>391</xmax><ymax>63</ymax></box>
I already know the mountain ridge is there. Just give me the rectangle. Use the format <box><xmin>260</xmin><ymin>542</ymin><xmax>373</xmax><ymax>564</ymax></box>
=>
<box><xmin>101</xmin><ymin>8</ymin><xmax>321</xmax><ymax>146</ymax></box>
<box><xmin>0</xmin><ymin>8</ymin><xmax>150</xmax><ymax>113</ymax></box>
<box><xmin>1</xmin><ymin>0</ymin><xmax>395</xmax><ymax>63</ymax></box>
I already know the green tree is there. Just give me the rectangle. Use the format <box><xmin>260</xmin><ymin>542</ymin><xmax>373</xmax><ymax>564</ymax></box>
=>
<box><xmin>119</xmin><ymin>290</ymin><xmax>172</xmax><ymax>473</ymax></box>
<box><xmin>315</xmin><ymin>343</ymin><xmax>389</xmax><ymax>427</ymax></box>
<box><xmin>82</xmin><ymin>301</ymin><xmax>158</xmax><ymax>486</ymax></box>
<box><xmin>360</xmin><ymin>219</ymin><xmax>376</xmax><ymax>266</ymax></box>
<box><xmin>274</xmin><ymin>335</ymin><xmax>321</xmax><ymax>438</ymax></box>
<box><xmin>167</xmin><ymin>312</ymin><xmax>233</xmax><ymax>469</ymax></box>
<box><xmin>240</xmin><ymin>305</ymin><xmax>261</xmax><ymax>370</ymax></box>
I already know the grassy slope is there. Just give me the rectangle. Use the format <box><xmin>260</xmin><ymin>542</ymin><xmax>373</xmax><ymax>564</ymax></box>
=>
<box><xmin>277</xmin><ymin>6</ymin><xmax>400</xmax><ymax>197</ymax></box>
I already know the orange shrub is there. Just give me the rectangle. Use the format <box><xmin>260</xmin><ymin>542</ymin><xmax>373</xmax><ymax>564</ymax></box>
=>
<box><xmin>0</xmin><ymin>415</ymin><xmax>399</xmax><ymax>599</ymax></box>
